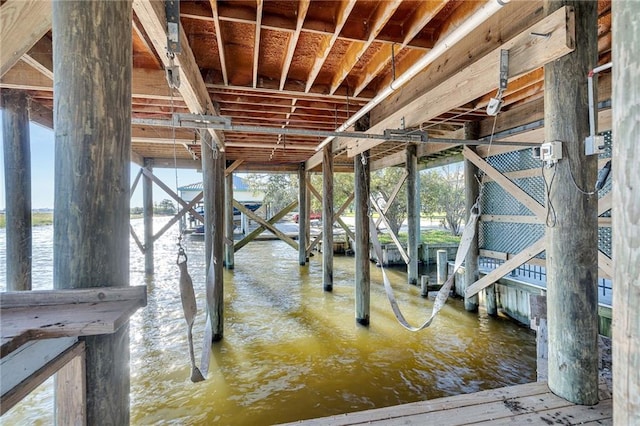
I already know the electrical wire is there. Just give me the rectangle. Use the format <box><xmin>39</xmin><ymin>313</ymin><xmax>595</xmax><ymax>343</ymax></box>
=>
<box><xmin>542</xmin><ymin>163</ymin><xmax>557</xmax><ymax>227</ymax></box>
<box><xmin>567</xmin><ymin>162</ymin><xmax>598</xmax><ymax>195</ymax></box>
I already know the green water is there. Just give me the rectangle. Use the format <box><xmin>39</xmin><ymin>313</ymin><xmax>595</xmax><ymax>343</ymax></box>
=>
<box><xmin>1</xmin><ymin>219</ymin><xmax>536</xmax><ymax>425</ymax></box>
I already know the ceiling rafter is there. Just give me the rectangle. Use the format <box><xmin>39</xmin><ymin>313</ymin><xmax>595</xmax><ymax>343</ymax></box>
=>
<box><xmin>279</xmin><ymin>0</ymin><xmax>310</xmax><ymax>91</ymax></box>
<box><xmin>209</xmin><ymin>0</ymin><xmax>228</xmax><ymax>86</ymax></box>
<box><xmin>253</xmin><ymin>0</ymin><xmax>263</xmax><ymax>88</ymax></box>
<box><xmin>304</xmin><ymin>0</ymin><xmax>357</xmax><ymax>93</ymax></box>
<box><xmin>0</xmin><ymin>0</ymin><xmax>51</xmax><ymax>77</ymax></box>
<box><xmin>329</xmin><ymin>0</ymin><xmax>403</xmax><ymax>96</ymax></box>
<box><xmin>351</xmin><ymin>0</ymin><xmax>449</xmax><ymax>97</ymax></box>
<box><xmin>133</xmin><ymin>0</ymin><xmax>225</xmax><ymax>151</ymax></box>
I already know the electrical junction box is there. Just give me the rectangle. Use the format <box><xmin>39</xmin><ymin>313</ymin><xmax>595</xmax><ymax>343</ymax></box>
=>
<box><xmin>585</xmin><ymin>135</ymin><xmax>606</xmax><ymax>156</ymax></box>
<box><xmin>540</xmin><ymin>141</ymin><xmax>562</xmax><ymax>163</ymax></box>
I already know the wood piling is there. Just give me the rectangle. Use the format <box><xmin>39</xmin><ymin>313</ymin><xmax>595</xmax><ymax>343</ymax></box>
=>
<box><xmin>464</xmin><ymin>128</ymin><xmax>480</xmax><ymax>313</ymax></box>
<box><xmin>202</xmin><ymin>131</ymin><xmax>225</xmax><ymax>341</ymax></box>
<box><xmin>612</xmin><ymin>1</ymin><xmax>640</xmax><ymax>421</ymax></box>
<box><xmin>354</xmin><ymin>152</ymin><xmax>370</xmax><ymax>326</ymax></box>
<box><xmin>436</xmin><ymin>250</ymin><xmax>448</xmax><ymax>285</ymax></box>
<box><xmin>406</xmin><ymin>144</ymin><xmax>419</xmax><ymax>286</ymax></box>
<box><xmin>52</xmin><ymin>1</ymin><xmax>132</xmax><ymax>423</ymax></box>
<box><xmin>544</xmin><ymin>0</ymin><xmax>599</xmax><ymax>405</ymax></box>
<box><xmin>225</xmin><ymin>172</ymin><xmax>234</xmax><ymax>269</ymax></box>
<box><xmin>1</xmin><ymin>89</ymin><xmax>31</xmax><ymax>291</ymax></box>
<box><xmin>143</xmin><ymin>159</ymin><xmax>154</xmax><ymax>274</ymax></box>
<box><xmin>322</xmin><ymin>146</ymin><xmax>334</xmax><ymax>291</ymax></box>
<box><xmin>298</xmin><ymin>163</ymin><xmax>307</xmax><ymax>265</ymax></box>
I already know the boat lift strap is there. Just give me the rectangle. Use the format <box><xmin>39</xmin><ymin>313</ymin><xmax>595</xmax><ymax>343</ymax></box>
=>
<box><xmin>370</xmin><ymin>202</ymin><xmax>480</xmax><ymax>331</ymax></box>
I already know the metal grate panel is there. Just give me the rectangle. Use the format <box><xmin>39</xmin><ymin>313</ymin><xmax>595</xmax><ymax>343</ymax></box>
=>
<box><xmin>480</xmin><ymin>131</ymin><xmax>612</xmax><ymax>262</ymax></box>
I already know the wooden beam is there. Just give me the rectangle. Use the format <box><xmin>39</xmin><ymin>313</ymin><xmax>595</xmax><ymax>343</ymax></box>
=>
<box><xmin>209</xmin><ymin>0</ymin><xmax>228</xmax><ymax>86</ymax></box>
<box><xmin>252</xmin><ymin>0</ymin><xmax>263</xmax><ymax>89</ymax></box>
<box><xmin>612</xmin><ymin>1</ymin><xmax>640</xmax><ymax>419</ymax></box>
<box><xmin>1</xmin><ymin>90</ymin><xmax>32</xmax><ymax>291</ymax></box>
<box><xmin>55</xmin><ymin>342</ymin><xmax>86</xmax><ymax>426</ymax></box>
<box><xmin>141</xmin><ymin>168</ymin><xmax>204</xmax><ymax>222</ymax></box>
<box><xmin>329</xmin><ymin>0</ymin><xmax>402</xmax><ymax>95</ymax></box>
<box><xmin>304</xmin><ymin>0</ymin><xmax>355</xmax><ymax>93</ymax></box>
<box><xmin>463</xmin><ymin>147</ymin><xmax>545</xmax><ymax>219</ymax></box>
<box><xmin>234</xmin><ymin>200</ymin><xmax>299</xmax><ymax>251</ymax></box>
<box><xmin>355</xmin><ymin>151</ymin><xmax>370</xmax><ymax>325</ymax></box>
<box><xmin>152</xmin><ymin>192</ymin><xmax>204</xmax><ymax>243</ymax></box>
<box><xmin>1</xmin><ymin>60</ymin><xmax>180</xmax><ymax>101</ymax></box>
<box><xmin>322</xmin><ymin>146</ymin><xmax>334</xmax><ymax>291</ymax></box>
<box><xmin>465</xmin><ymin>237</ymin><xmax>546</xmax><ymax>297</ymax></box>
<box><xmin>352</xmin><ymin>0</ymin><xmax>448</xmax><ymax>97</ymax></box>
<box><xmin>133</xmin><ymin>0</ymin><xmax>225</xmax><ymax>151</ymax></box>
<box><xmin>0</xmin><ymin>0</ymin><xmax>51</xmax><ymax>77</ymax></box>
<box><xmin>280</xmin><ymin>0</ymin><xmax>310</xmax><ymax>91</ymax></box>
<box><xmin>1</xmin><ymin>339</ymin><xmax>83</xmax><ymax>417</ymax></box>
<box><xmin>545</xmin><ymin>1</ymin><xmax>599</xmax><ymax>405</ymax></box>
<box><xmin>344</xmin><ymin>6</ymin><xmax>575</xmax><ymax>157</ymax></box>
<box><xmin>234</xmin><ymin>199</ymin><xmax>298</xmax><ymax>252</ymax></box>
<box><xmin>22</xmin><ymin>37</ymin><xmax>54</xmax><ymax>80</ymax></box>
<box><xmin>375</xmin><ymin>170</ymin><xmax>407</xmax><ymax>228</ymax></box>
<box><xmin>370</xmin><ymin>195</ymin><xmax>409</xmax><ymax>265</ymax></box>
<box><xmin>225</xmin><ymin>159</ymin><xmax>244</xmax><ymax>176</ymax></box>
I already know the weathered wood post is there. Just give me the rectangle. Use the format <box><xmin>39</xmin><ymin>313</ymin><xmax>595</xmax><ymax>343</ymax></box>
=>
<box><xmin>436</xmin><ymin>249</ymin><xmax>448</xmax><ymax>285</ymax></box>
<box><xmin>544</xmin><ymin>0</ymin><xmax>599</xmax><ymax>405</ymax></box>
<box><xmin>52</xmin><ymin>1</ymin><xmax>132</xmax><ymax>423</ymax></box>
<box><xmin>1</xmin><ymin>89</ymin><xmax>31</xmax><ymax>291</ymax></box>
<box><xmin>298</xmin><ymin>163</ymin><xmax>307</xmax><ymax>265</ymax></box>
<box><xmin>202</xmin><ymin>132</ymin><xmax>225</xmax><ymax>341</ymax></box>
<box><xmin>406</xmin><ymin>144</ymin><xmax>420</xmax><ymax>285</ymax></box>
<box><xmin>464</xmin><ymin>126</ymin><xmax>480</xmax><ymax>312</ymax></box>
<box><xmin>612</xmin><ymin>1</ymin><xmax>640</xmax><ymax>421</ymax></box>
<box><xmin>225</xmin><ymin>171</ymin><xmax>234</xmax><ymax>269</ymax></box>
<box><xmin>355</xmin><ymin>151</ymin><xmax>370</xmax><ymax>325</ymax></box>
<box><xmin>202</xmin><ymin>133</ymin><xmax>215</xmax><ymax>269</ymax></box>
<box><xmin>143</xmin><ymin>158</ymin><xmax>154</xmax><ymax>274</ymax></box>
<box><xmin>322</xmin><ymin>146</ymin><xmax>334</xmax><ymax>291</ymax></box>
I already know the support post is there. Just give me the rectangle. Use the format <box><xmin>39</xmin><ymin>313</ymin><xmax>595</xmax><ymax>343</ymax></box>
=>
<box><xmin>1</xmin><ymin>89</ymin><xmax>31</xmax><ymax>291</ymax></box>
<box><xmin>52</xmin><ymin>1</ymin><xmax>132</xmax><ymax>423</ymax></box>
<box><xmin>298</xmin><ymin>163</ymin><xmax>307</xmax><ymax>265</ymax></box>
<box><xmin>322</xmin><ymin>146</ymin><xmax>334</xmax><ymax>291</ymax></box>
<box><xmin>406</xmin><ymin>144</ymin><xmax>420</xmax><ymax>285</ymax></box>
<box><xmin>612</xmin><ymin>1</ymin><xmax>640</xmax><ymax>421</ymax></box>
<box><xmin>202</xmin><ymin>132</ymin><xmax>225</xmax><ymax>341</ymax></box>
<box><xmin>464</xmin><ymin>124</ymin><xmax>480</xmax><ymax>312</ymax></box>
<box><xmin>202</xmin><ymin>133</ymin><xmax>214</xmax><ymax>270</ymax></box>
<box><xmin>436</xmin><ymin>250</ymin><xmax>448</xmax><ymax>285</ymax></box>
<box><xmin>143</xmin><ymin>159</ymin><xmax>154</xmax><ymax>274</ymax></box>
<box><xmin>225</xmin><ymin>172</ymin><xmax>234</xmax><ymax>269</ymax></box>
<box><xmin>544</xmin><ymin>0</ymin><xmax>599</xmax><ymax>405</ymax></box>
<box><xmin>355</xmin><ymin>151</ymin><xmax>370</xmax><ymax>325</ymax></box>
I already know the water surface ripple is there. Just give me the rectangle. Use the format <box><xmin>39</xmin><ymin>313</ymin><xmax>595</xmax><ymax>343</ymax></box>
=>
<box><xmin>1</xmin><ymin>218</ymin><xmax>535</xmax><ymax>425</ymax></box>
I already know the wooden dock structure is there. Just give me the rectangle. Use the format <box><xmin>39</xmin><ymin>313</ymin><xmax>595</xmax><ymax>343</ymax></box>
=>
<box><xmin>1</xmin><ymin>0</ymin><xmax>639</xmax><ymax>423</ymax></box>
<box><xmin>286</xmin><ymin>381</ymin><xmax>612</xmax><ymax>426</ymax></box>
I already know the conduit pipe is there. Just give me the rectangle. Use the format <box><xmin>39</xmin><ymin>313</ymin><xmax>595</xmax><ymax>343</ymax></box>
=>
<box><xmin>315</xmin><ymin>0</ymin><xmax>510</xmax><ymax>152</ymax></box>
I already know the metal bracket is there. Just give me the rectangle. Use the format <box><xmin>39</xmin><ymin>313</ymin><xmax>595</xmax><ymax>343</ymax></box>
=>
<box><xmin>165</xmin><ymin>58</ymin><xmax>181</xmax><ymax>89</ymax></box>
<box><xmin>487</xmin><ymin>49</ymin><xmax>509</xmax><ymax>116</ymax></box>
<box><xmin>165</xmin><ymin>0</ymin><xmax>181</xmax><ymax>54</ymax></box>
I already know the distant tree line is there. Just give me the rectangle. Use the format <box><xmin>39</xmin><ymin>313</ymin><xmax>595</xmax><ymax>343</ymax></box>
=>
<box><xmin>244</xmin><ymin>163</ymin><xmax>466</xmax><ymax>235</ymax></box>
<box><xmin>130</xmin><ymin>199</ymin><xmax>177</xmax><ymax>216</ymax></box>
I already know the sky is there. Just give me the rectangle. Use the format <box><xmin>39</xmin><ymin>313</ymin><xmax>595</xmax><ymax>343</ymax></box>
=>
<box><xmin>0</xmin><ymin>111</ymin><xmax>204</xmax><ymax>210</ymax></box>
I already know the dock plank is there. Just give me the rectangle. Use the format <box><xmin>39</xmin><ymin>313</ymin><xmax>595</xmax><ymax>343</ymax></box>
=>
<box><xmin>1</xmin><ymin>286</ymin><xmax>147</xmax><ymax>358</ymax></box>
<box><xmin>285</xmin><ymin>381</ymin><xmax>612</xmax><ymax>426</ymax></box>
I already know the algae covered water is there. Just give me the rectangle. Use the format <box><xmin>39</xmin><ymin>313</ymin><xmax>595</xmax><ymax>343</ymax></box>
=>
<box><xmin>1</xmin><ymin>218</ymin><xmax>535</xmax><ymax>425</ymax></box>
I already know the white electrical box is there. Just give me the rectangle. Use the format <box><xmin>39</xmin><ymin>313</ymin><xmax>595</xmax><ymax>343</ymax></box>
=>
<box><xmin>540</xmin><ymin>141</ymin><xmax>562</xmax><ymax>163</ymax></box>
<box><xmin>585</xmin><ymin>135</ymin><xmax>605</xmax><ymax>156</ymax></box>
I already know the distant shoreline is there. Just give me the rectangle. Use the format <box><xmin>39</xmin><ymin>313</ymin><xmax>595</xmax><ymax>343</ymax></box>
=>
<box><xmin>0</xmin><ymin>212</ymin><xmax>160</xmax><ymax>228</ymax></box>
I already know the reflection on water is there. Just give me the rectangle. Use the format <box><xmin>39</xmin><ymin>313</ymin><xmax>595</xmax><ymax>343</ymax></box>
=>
<box><xmin>1</xmin><ymin>218</ymin><xmax>535</xmax><ymax>425</ymax></box>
